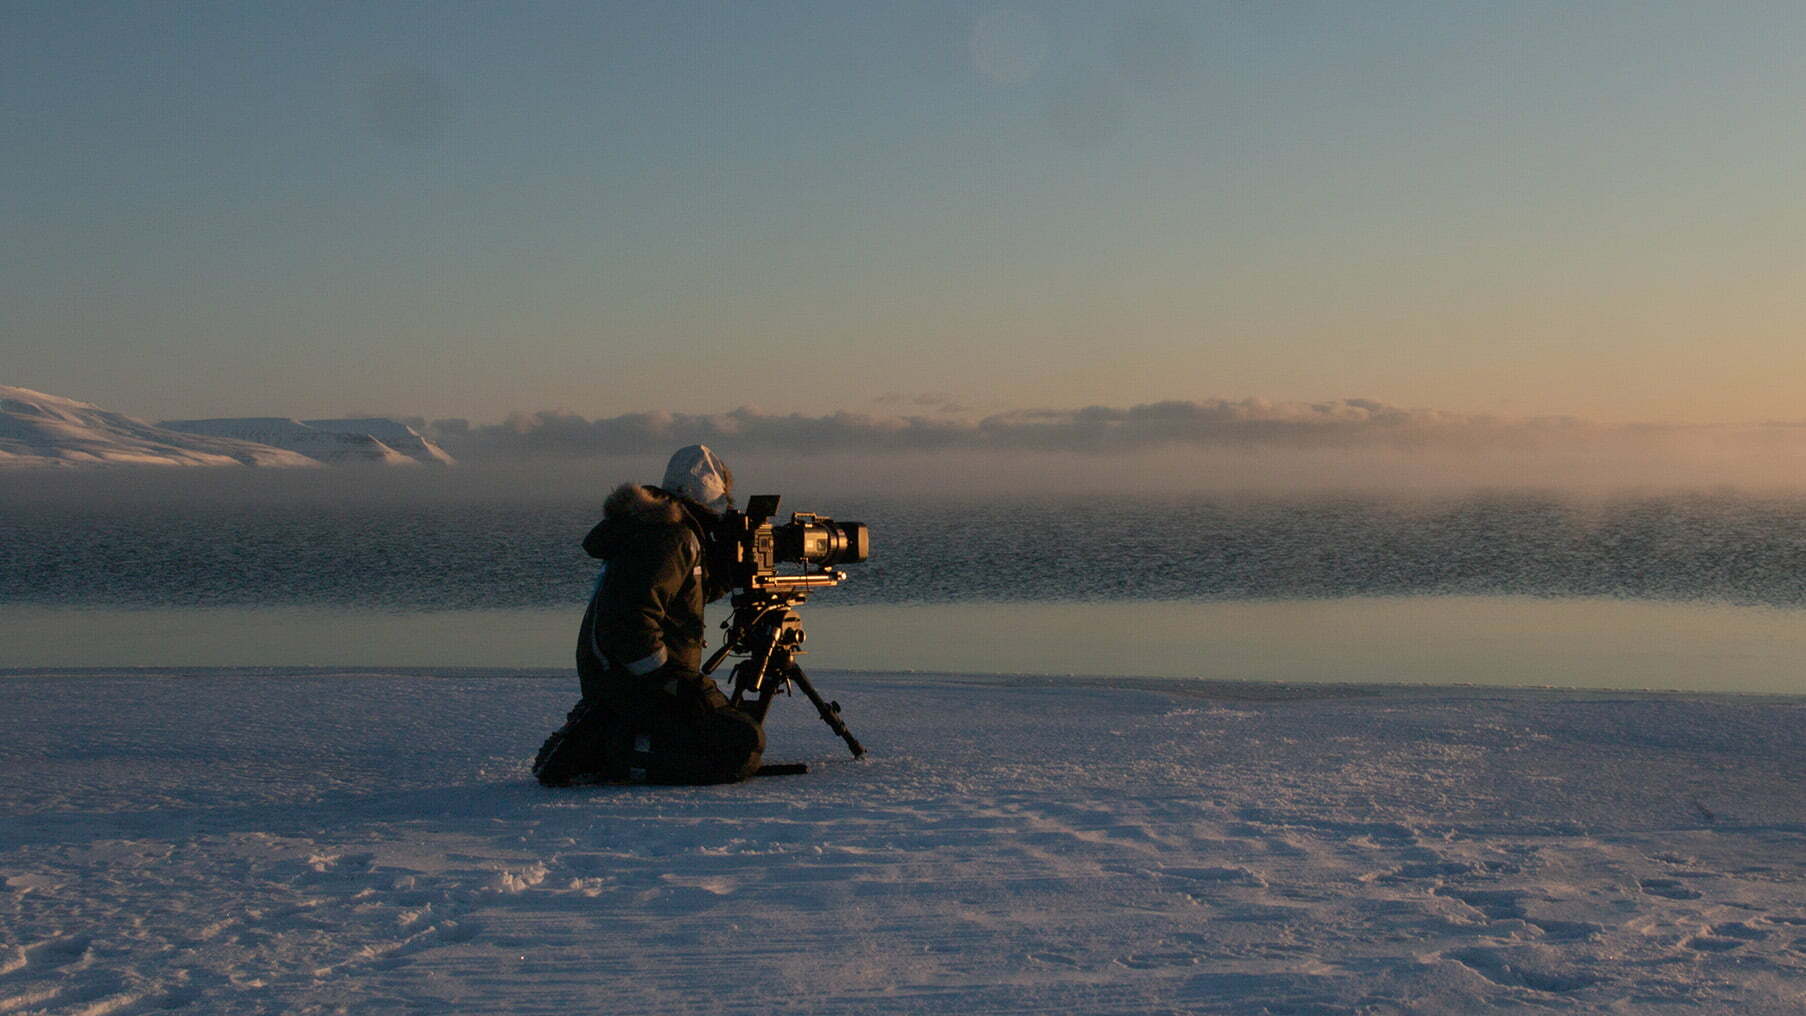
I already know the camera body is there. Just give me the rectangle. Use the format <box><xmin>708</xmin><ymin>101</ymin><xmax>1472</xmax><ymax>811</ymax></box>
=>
<box><xmin>716</xmin><ymin>494</ymin><xmax>868</xmax><ymax>594</ymax></box>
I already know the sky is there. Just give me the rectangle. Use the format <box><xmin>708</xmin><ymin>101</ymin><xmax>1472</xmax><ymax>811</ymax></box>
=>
<box><xmin>4</xmin><ymin>1</ymin><xmax>1805</xmax><ymax>427</ymax></box>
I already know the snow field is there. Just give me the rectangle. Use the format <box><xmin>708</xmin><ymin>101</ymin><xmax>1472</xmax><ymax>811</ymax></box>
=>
<box><xmin>1</xmin><ymin>671</ymin><xmax>1803</xmax><ymax>1014</ymax></box>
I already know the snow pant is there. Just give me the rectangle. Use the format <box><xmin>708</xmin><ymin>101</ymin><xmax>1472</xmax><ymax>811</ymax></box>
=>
<box><xmin>533</xmin><ymin>695</ymin><xmax>764</xmax><ymax>786</ymax></box>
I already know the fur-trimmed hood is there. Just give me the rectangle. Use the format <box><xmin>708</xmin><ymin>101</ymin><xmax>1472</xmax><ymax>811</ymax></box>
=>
<box><xmin>605</xmin><ymin>482</ymin><xmax>684</xmax><ymax>525</ymax></box>
<box><xmin>582</xmin><ymin>483</ymin><xmax>709</xmax><ymax>561</ymax></box>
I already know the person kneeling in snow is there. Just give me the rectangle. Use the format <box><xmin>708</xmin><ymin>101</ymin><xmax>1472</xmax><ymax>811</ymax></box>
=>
<box><xmin>533</xmin><ymin>445</ymin><xmax>763</xmax><ymax>785</ymax></box>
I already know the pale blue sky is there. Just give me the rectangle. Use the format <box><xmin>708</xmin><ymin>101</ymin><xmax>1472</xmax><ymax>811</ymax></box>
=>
<box><xmin>4</xmin><ymin>1</ymin><xmax>1804</xmax><ymax>423</ymax></box>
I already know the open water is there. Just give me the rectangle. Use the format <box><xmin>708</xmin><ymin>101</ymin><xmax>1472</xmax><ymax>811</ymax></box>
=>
<box><xmin>7</xmin><ymin>489</ymin><xmax>1806</xmax><ymax>609</ymax></box>
<box><xmin>5</xmin><ymin>482</ymin><xmax>1805</xmax><ymax>693</ymax></box>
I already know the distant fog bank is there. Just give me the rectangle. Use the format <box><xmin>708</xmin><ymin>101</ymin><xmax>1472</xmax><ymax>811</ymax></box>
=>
<box><xmin>406</xmin><ymin>399</ymin><xmax>1806</xmax><ymax>495</ymax></box>
<box><xmin>8</xmin><ymin>443</ymin><xmax>1806</xmax><ymax>505</ymax></box>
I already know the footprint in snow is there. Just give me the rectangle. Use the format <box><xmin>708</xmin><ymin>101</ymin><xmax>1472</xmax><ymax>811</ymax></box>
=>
<box><xmin>1694</xmin><ymin>921</ymin><xmax>1770</xmax><ymax>947</ymax></box>
<box><xmin>1158</xmin><ymin>865</ymin><xmax>1265</xmax><ymax>887</ymax></box>
<box><xmin>1115</xmin><ymin>950</ymin><xmax>1198</xmax><ymax>970</ymax></box>
<box><xmin>1383</xmin><ymin>860</ymin><xmax>1476</xmax><ymax>881</ymax></box>
<box><xmin>1638</xmin><ymin>878</ymin><xmax>1704</xmax><ymax>901</ymax></box>
<box><xmin>15</xmin><ymin>934</ymin><xmax>94</xmax><ymax>971</ymax></box>
<box><xmin>1443</xmin><ymin>947</ymin><xmax>1596</xmax><ymax>993</ymax></box>
<box><xmin>1527</xmin><ymin>919</ymin><xmax>1603</xmax><ymax>942</ymax></box>
<box><xmin>1434</xmin><ymin>887</ymin><xmax>1528</xmax><ymax>921</ymax></box>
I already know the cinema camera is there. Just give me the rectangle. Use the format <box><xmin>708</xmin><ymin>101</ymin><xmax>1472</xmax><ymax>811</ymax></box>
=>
<box><xmin>701</xmin><ymin>495</ymin><xmax>869</xmax><ymax>768</ymax></box>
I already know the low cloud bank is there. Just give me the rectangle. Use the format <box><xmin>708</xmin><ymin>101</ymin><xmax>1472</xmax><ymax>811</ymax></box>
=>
<box><xmin>425</xmin><ymin>399</ymin><xmax>1599</xmax><ymax>457</ymax></box>
<box><xmin>398</xmin><ymin>398</ymin><xmax>1806</xmax><ymax>494</ymax></box>
<box><xmin>420</xmin><ymin>397</ymin><xmax>1806</xmax><ymax>460</ymax></box>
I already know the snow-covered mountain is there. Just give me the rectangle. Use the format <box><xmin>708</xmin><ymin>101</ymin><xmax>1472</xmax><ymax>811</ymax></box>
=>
<box><xmin>0</xmin><ymin>386</ymin><xmax>319</xmax><ymax>468</ymax></box>
<box><xmin>0</xmin><ymin>386</ymin><xmax>459</xmax><ymax>468</ymax></box>
<box><xmin>303</xmin><ymin>418</ymin><xmax>457</xmax><ymax>466</ymax></box>
<box><xmin>159</xmin><ymin>417</ymin><xmax>427</xmax><ymax>466</ymax></box>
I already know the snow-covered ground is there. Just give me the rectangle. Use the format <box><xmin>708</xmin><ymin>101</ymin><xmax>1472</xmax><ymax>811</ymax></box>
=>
<box><xmin>2</xmin><ymin>670</ymin><xmax>1802</xmax><ymax>1014</ymax></box>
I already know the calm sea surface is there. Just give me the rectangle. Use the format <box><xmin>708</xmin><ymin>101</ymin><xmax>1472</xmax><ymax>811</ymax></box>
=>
<box><xmin>5</xmin><ymin>486</ymin><xmax>1805</xmax><ymax>693</ymax></box>
<box><xmin>9</xmin><ymin>490</ymin><xmax>1806</xmax><ymax>608</ymax></box>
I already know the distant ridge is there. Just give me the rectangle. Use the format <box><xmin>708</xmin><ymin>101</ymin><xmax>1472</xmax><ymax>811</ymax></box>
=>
<box><xmin>161</xmin><ymin>418</ymin><xmax>423</xmax><ymax>466</ymax></box>
<box><xmin>303</xmin><ymin>419</ymin><xmax>457</xmax><ymax>466</ymax></box>
<box><xmin>0</xmin><ymin>386</ymin><xmax>318</xmax><ymax>468</ymax></box>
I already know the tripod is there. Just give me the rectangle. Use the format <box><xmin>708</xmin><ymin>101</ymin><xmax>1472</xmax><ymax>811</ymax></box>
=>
<box><xmin>700</xmin><ymin>580</ymin><xmax>865</xmax><ymax>765</ymax></box>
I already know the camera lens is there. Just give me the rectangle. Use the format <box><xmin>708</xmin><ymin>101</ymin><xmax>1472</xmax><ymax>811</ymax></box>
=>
<box><xmin>775</xmin><ymin>520</ymin><xmax>869</xmax><ymax>565</ymax></box>
<box><xmin>821</xmin><ymin>521</ymin><xmax>869</xmax><ymax>565</ymax></box>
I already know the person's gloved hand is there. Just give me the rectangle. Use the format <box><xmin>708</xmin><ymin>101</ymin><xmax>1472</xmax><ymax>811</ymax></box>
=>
<box><xmin>653</xmin><ymin>663</ymin><xmax>730</xmax><ymax>716</ymax></box>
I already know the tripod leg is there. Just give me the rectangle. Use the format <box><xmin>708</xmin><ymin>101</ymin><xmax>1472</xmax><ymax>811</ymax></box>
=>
<box><xmin>785</xmin><ymin>663</ymin><xmax>865</xmax><ymax>759</ymax></box>
<box><xmin>725</xmin><ymin>622</ymin><xmax>781</xmax><ymax>715</ymax></box>
<box><xmin>729</xmin><ymin>655</ymin><xmax>776</xmax><ymax>719</ymax></box>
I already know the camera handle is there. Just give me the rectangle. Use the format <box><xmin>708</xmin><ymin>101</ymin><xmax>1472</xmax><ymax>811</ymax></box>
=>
<box><xmin>702</xmin><ymin>595</ymin><xmax>866</xmax><ymax>760</ymax></box>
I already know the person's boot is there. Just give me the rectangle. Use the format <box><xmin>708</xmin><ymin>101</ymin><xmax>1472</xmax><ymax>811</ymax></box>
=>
<box><xmin>532</xmin><ymin>699</ymin><xmax>620</xmax><ymax>786</ymax></box>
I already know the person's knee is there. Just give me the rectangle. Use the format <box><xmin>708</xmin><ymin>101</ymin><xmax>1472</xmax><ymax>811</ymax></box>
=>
<box><xmin>644</xmin><ymin>708</ymin><xmax>763</xmax><ymax>784</ymax></box>
<box><xmin>706</xmin><ymin>708</ymin><xmax>764</xmax><ymax>781</ymax></box>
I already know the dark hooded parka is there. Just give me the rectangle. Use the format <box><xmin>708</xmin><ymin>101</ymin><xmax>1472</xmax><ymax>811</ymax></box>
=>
<box><xmin>576</xmin><ymin>482</ymin><xmax>716</xmax><ymax>700</ymax></box>
<box><xmin>574</xmin><ymin>444</ymin><xmax>736</xmax><ymax>703</ymax></box>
